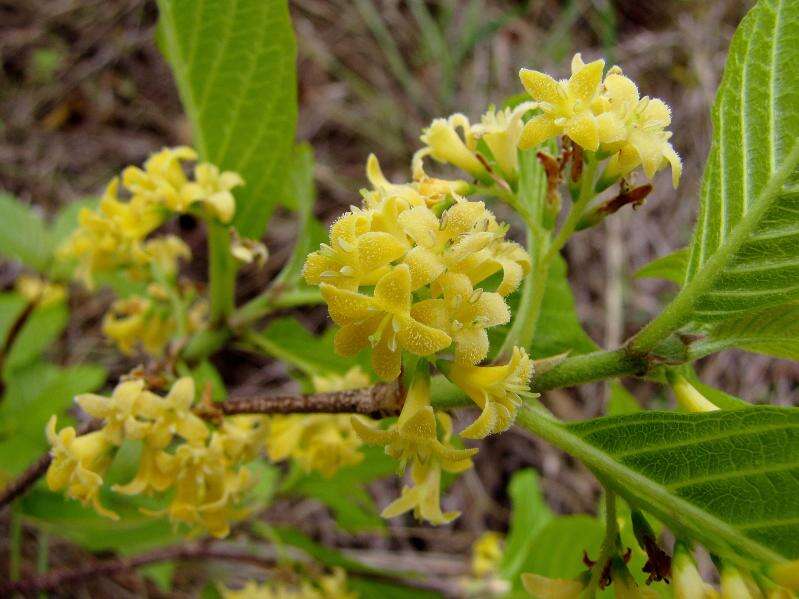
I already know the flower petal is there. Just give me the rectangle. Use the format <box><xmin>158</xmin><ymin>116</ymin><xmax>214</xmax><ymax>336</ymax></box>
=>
<box><xmin>320</xmin><ymin>284</ymin><xmax>374</xmax><ymax>324</ymax></box>
<box><xmin>567</xmin><ymin>58</ymin><xmax>604</xmax><ymax>103</ymax></box>
<box><xmin>397</xmin><ymin>318</ymin><xmax>451</xmax><ymax>356</ymax></box>
<box><xmin>454</xmin><ymin>327</ymin><xmax>490</xmax><ymax>365</ymax></box>
<box><xmin>519</xmin><ymin>69</ymin><xmax>561</xmax><ymax>105</ymax></box>
<box><xmin>373</xmin><ymin>265</ymin><xmax>412</xmax><ymax>314</ymax></box>
<box><xmin>357</xmin><ymin>231</ymin><xmax>406</xmax><ymax>272</ymax></box>
<box><xmin>371</xmin><ymin>336</ymin><xmax>402</xmax><ymax>381</ymax></box>
<box><xmin>564</xmin><ymin>112</ymin><xmax>599</xmax><ymax>152</ymax></box>
<box><xmin>519</xmin><ymin>115</ymin><xmax>561</xmax><ymax>150</ymax></box>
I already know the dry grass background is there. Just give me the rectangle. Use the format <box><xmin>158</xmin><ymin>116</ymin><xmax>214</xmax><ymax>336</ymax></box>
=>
<box><xmin>1</xmin><ymin>0</ymin><xmax>798</xmax><ymax>595</ymax></box>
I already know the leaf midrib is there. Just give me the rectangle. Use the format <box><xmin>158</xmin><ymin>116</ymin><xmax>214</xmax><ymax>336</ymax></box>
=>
<box><xmin>629</xmin><ymin>141</ymin><xmax>799</xmax><ymax>354</ymax></box>
<box><xmin>516</xmin><ymin>408</ymin><xmax>787</xmax><ymax>566</ymax></box>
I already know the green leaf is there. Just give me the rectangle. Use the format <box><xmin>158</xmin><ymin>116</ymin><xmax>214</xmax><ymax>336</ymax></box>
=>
<box><xmin>683</xmin><ymin>0</ymin><xmax>799</xmax><ymax>321</ymax></box>
<box><xmin>3</xmin><ymin>301</ymin><xmax>69</xmax><ymax>375</ymax></box>
<box><xmin>286</xmin><ymin>447</ymin><xmax>395</xmax><ymax>533</ymax></box>
<box><xmin>607</xmin><ymin>381</ymin><xmax>641</xmax><ymax>415</ymax></box>
<box><xmin>156</xmin><ymin>0</ymin><xmax>298</xmax><ymax>237</ymax></box>
<box><xmin>519</xmin><ymin>407</ymin><xmax>799</xmax><ymax>567</ymax></box>
<box><xmin>254</xmin><ymin>317</ymin><xmax>366</xmax><ymax>376</ymax></box>
<box><xmin>691</xmin><ymin>301</ymin><xmax>799</xmax><ymax>361</ymax></box>
<box><xmin>532</xmin><ymin>256</ymin><xmax>598</xmax><ymax>357</ymax></box>
<box><xmin>0</xmin><ymin>192</ymin><xmax>52</xmax><ymax>272</ymax></box>
<box><xmin>520</xmin><ymin>515</ymin><xmax>604</xmax><ymax>578</ymax></box>
<box><xmin>272</xmin><ymin>144</ymin><xmax>318</xmax><ymax>287</ymax></box>
<box><xmin>0</xmin><ymin>362</ymin><xmax>106</xmax><ymax>475</ymax></box>
<box><xmin>634</xmin><ymin>248</ymin><xmax>688</xmax><ymax>285</ymax></box>
<box><xmin>19</xmin><ymin>487</ymin><xmax>179</xmax><ymax>553</ymax></box>
<box><xmin>0</xmin><ymin>293</ymin><xmax>27</xmax><ymax>345</ymax></box>
<box><xmin>500</xmin><ymin>469</ymin><xmax>554</xmax><ymax>583</ymax></box>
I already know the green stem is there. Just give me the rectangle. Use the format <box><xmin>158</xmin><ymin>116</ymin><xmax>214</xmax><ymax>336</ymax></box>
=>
<box><xmin>627</xmin><ymin>142</ymin><xmax>799</xmax><ymax>355</ymax></box>
<box><xmin>498</xmin><ymin>231</ymin><xmax>551</xmax><ymax>357</ymax></box>
<box><xmin>208</xmin><ymin>222</ymin><xmax>236</xmax><ymax>324</ymax></box>
<box><xmin>531</xmin><ymin>348</ymin><xmax>648</xmax><ymax>391</ymax></box>
<box><xmin>229</xmin><ymin>287</ymin><xmax>323</xmax><ymax>330</ymax></box>
<box><xmin>585</xmin><ymin>491</ymin><xmax>620</xmax><ymax>597</ymax></box>
<box><xmin>545</xmin><ymin>157</ymin><xmax>598</xmax><ymax>263</ymax></box>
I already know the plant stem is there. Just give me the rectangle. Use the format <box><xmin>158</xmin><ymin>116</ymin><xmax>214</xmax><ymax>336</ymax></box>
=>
<box><xmin>531</xmin><ymin>348</ymin><xmax>648</xmax><ymax>391</ymax></box>
<box><xmin>627</xmin><ymin>142</ymin><xmax>799</xmax><ymax>355</ymax></box>
<box><xmin>585</xmin><ymin>491</ymin><xmax>620</xmax><ymax>597</ymax></box>
<box><xmin>545</xmin><ymin>156</ymin><xmax>598</xmax><ymax>263</ymax></box>
<box><xmin>207</xmin><ymin>222</ymin><xmax>236</xmax><ymax>324</ymax></box>
<box><xmin>229</xmin><ymin>287</ymin><xmax>323</xmax><ymax>330</ymax></box>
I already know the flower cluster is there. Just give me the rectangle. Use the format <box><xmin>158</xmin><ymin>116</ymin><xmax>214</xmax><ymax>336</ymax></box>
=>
<box><xmin>102</xmin><ymin>283</ymin><xmax>207</xmax><ymax>357</ymax></box>
<box><xmin>518</xmin><ymin>53</ymin><xmax>681</xmax><ymax>187</ymax></box>
<box><xmin>60</xmin><ymin>147</ymin><xmax>241</xmax><ymax>287</ymax></box>
<box><xmin>353</xmin><ymin>373</ymin><xmax>476</xmax><ymax>524</ymax></box>
<box><xmin>265</xmin><ymin>367</ymin><xmax>371</xmax><ymax>478</ymax></box>
<box><xmin>222</xmin><ymin>568</ymin><xmax>357</xmax><ymax>599</ymax></box>
<box><xmin>46</xmin><ymin>377</ymin><xmax>268</xmax><ymax>538</ymax></box>
<box><xmin>58</xmin><ymin>147</ymin><xmax>240</xmax><ymax>355</ymax></box>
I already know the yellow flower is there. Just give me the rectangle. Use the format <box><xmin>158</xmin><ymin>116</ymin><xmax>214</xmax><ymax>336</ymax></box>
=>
<box><xmin>672</xmin><ymin>376</ymin><xmax>719</xmax><ymax>413</ymax></box>
<box><xmin>397</xmin><ymin>200</ymin><xmax>499</xmax><ymax>289</ymax></box>
<box><xmin>352</xmin><ymin>373</ymin><xmax>476</xmax><ymax>524</ymax></box>
<box><xmin>322</xmin><ymin>265</ymin><xmax>451</xmax><ymax>380</ymax></box>
<box><xmin>142</xmin><ymin>235</ymin><xmax>191</xmax><ymax>276</ymax></box>
<box><xmin>266</xmin><ymin>367</ymin><xmax>371</xmax><ymax>477</ymax></box>
<box><xmin>102</xmin><ymin>295</ymin><xmax>175</xmax><ymax>356</ymax></box>
<box><xmin>459</xmin><ymin>239</ymin><xmax>531</xmax><ymax>297</ymax></box>
<box><xmin>720</xmin><ymin>566</ymin><xmax>761</xmax><ymax>599</ymax></box>
<box><xmin>222</xmin><ymin>568</ymin><xmax>357</xmax><ymax>599</ymax></box>
<box><xmin>519</xmin><ymin>53</ymin><xmax>607</xmax><ymax>151</ymax></box>
<box><xmin>600</xmin><ymin>73</ymin><xmax>682</xmax><ymax>187</ymax></box>
<box><xmin>183</xmin><ymin>162</ymin><xmax>244</xmax><ymax>223</ymax></box>
<box><xmin>771</xmin><ymin>560</ymin><xmax>799</xmax><ymax>592</ymax></box>
<box><xmin>122</xmin><ymin>146</ymin><xmax>197</xmax><ymax>209</ymax></box>
<box><xmin>612</xmin><ymin>558</ymin><xmax>660</xmax><ymax>599</ymax></box>
<box><xmin>267</xmin><ymin>414</ymin><xmax>365</xmax><ymax>478</ymax></box>
<box><xmin>219</xmin><ymin>415</ymin><xmax>269</xmax><ymax>463</ymax></box>
<box><xmin>448</xmin><ymin>346</ymin><xmax>534</xmax><ymax>439</ymax></box>
<box><xmin>303</xmin><ymin>210</ymin><xmax>406</xmax><ymax>291</ymax></box>
<box><xmin>413</xmin><ymin>272</ymin><xmax>510</xmax><ymax>365</ymax></box>
<box><xmin>472</xmin><ymin>102</ymin><xmax>535</xmax><ymax>179</ymax></box>
<box><xmin>59</xmin><ymin>179</ymin><xmax>162</xmax><ymax>286</ymax></box>
<box><xmin>112</xmin><ymin>444</ymin><xmax>177</xmax><ymax>495</ymax></box>
<box><xmin>420</xmin><ymin>113</ymin><xmax>485</xmax><ymax>177</ymax></box>
<box><xmin>76</xmin><ymin>379</ymin><xmax>153</xmax><ymax>445</ymax></box>
<box><xmin>381</xmin><ymin>456</ymin><xmax>460</xmax><ymax>524</ymax></box>
<box><xmin>673</xmin><ymin>543</ymin><xmax>718</xmax><ymax>599</ymax></box>
<box><xmin>15</xmin><ymin>275</ymin><xmax>66</xmax><ymax>307</ymax></box>
<box><xmin>140</xmin><ymin>377</ymin><xmax>209</xmax><ymax>448</ymax></box>
<box><xmin>522</xmin><ymin>573</ymin><xmax>585</xmax><ymax>599</ymax></box>
<box><xmin>471</xmin><ymin>531</ymin><xmax>504</xmax><ymax>578</ymax></box>
<box><xmin>45</xmin><ymin>416</ymin><xmax>117</xmax><ymax>519</ymax></box>
<box><xmin>162</xmin><ymin>435</ymin><xmax>252</xmax><ymax>538</ymax></box>
<box><xmin>231</xmin><ymin>236</ymin><xmax>268</xmax><ymax>267</ymax></box>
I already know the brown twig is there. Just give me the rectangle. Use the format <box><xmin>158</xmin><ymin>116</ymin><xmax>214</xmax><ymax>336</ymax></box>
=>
<box><xmin>0</xmin><ymin>383</ymin><xmax>404</xmax><ymax>510</ymax></box>
<box><xmin>201</xmin><ymin>380</ymin><xmax>404</xmax><ymax>421</ymax></box>
<box><xmin>0</xmin><ymin>542</ymin><xmax>279</xmax><ymax>595</ymax></box>
<box><xmin>0</xmin><ymin>300</ymin><xmax>36</xmax><ymax>398</ymax></box>
<box><xmin>0</xmin><ymin>420</ymin><xmax>100</xmax><ymax>511</ymax></box>
<box><xmin>1</xmin><ymin>539</ymin><xmax>456</xmax><ymax>596</ymax></box>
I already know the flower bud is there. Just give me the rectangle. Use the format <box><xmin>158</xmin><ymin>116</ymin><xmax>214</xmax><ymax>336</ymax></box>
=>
<box><xmin>672</xmin><ymin>376</ymin><xmax>720</xmax><ymax>413</ymax></box>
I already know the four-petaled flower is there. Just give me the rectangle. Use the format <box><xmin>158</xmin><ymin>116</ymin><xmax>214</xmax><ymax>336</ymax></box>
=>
<box><xmin>322</xmin><ymin>264</ymin><xmax>452</xmax><ymax>380</ymax></box>
<box><xmin>413</xmin><ymin>273</ymin><xmax>510</xmax><ymax>365</ymax></box>
<box><xmin>448</xmin><ymin>347</ymin><xmax>535</xmax><ymax>439</ymax></box>
<box><xmin>519</xmin><ymin>53</ymin><xmax>608</xmax><ymax>151</ymax></box>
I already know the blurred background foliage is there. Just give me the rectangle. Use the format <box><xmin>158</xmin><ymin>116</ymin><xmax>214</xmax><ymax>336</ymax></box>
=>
<box><xmin>1</xmin><ymin>0</ymin><xmax>795</xmax><ymax>595</ymax></box>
